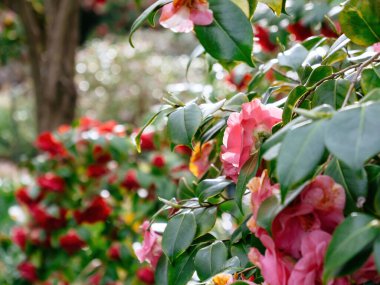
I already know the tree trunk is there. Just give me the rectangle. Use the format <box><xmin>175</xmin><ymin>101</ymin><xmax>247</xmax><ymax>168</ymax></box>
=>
<box><xmin>5</xmin><ymin>0</ymin><xmax>80</xmax><ymax>133</ymax></box>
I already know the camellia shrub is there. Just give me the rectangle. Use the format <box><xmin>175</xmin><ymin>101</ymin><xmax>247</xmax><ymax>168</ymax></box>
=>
<box><xmin>130</xmin><ymin>0</ymin><xmax>380</xmax><ymax>284</ymax></box>
<box><xmin>11</xmin><ymin>117</ymin><xmax>190</xmax><ymax>284</ymax></box>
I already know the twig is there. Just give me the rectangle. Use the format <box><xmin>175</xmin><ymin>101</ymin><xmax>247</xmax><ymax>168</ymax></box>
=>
<box><xmin>342</xmin><ymin>52</ymin><xmax>380</xmax><ymax>107</ymax></box>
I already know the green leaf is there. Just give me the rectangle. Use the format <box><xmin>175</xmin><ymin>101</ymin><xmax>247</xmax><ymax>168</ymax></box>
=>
<box><xmin>282</xmin><ymin>86</ymin><xmax>308</xmax><ymax>124</ymax></box>
<box><xmin>186</xmin><ymin>45</ymin><xmax>205</xmax><ymax>78</ymax></box>
<box><xmin>168</xmin><ymin>103</ymin><xmax>202</xmax><ymax>147</ymax></box>
<box><xmin>360</xmin><ymin>88</ymin><xmax>380</xmax><ymax>103</ymax></box>
<box><xmin>277</xmin><ymin>120</ymin><xmax>326</xmax><ymax>200</ymax></box>
<box><xmin>231</xmin><ymin>243</ymin><xmax>250</xmax><ymax>267</ymax></box>
<box><xmin>322</xmin><ymin>34</ymin><xmax>350</xmax><ymax>64</ymax></box>
<box><xmin>129</xmin><ymin>0</ymin><xmax>172</xmax><ymax>47</ymax></box>
<box><xmin>197</xmin><ymin>177</ymin><xmax>233</xmax><ymax>202</ymax></box>
<box><xmin>135</xmin><ymin>107</ymin><xmax>174</xmax><ymax>152</ymax></box>
<box><xmin>194</xmin><ymin>241</ymin><xmax>228</xmax><ymax>281</ymax></box>
<box><xmin>305</xmin><ymin>66</ymin><xmax>333</xmax><ymax>87</ymax></box>
<box><xmin>323</xmin><ymin>213</ymin><xmax>380</xmax><ymax>282</ymax></box>
<box><xmin>325</xmin><ymin>102</ymin><xmax>380</xmax><ymax>170</ymax></box>
<box><xmin>257</xmin><ymin>183</ymin><xmax>307</xmax><ymax>233</ymax></box>
<box><xmin>162</xmin><ymin>212</ymin><xmax>196</xmax><ymax>262</ymax></box>
<box><xmin>155</xmin><ymin>255</ymin><xmax>169</xmax><ymax>285</ymax></box>
<box><xmin>375</xmin><ymin>237</ymin><xmax>380</xmax><ymax>274</ymax></box>
<box><xmin>194</xmin><ymin>0</ymin><xmax>254</xmax><ymax>67</ymax></box>
<box><xmin>236</xmin><ymin>151</ymin><xmax>260</xmax><ymax>211</ymax></box>
<box><xmin>325</xmin><ymin>158</ymin><xmax>367</xmax><ymax>213</ymax></box>
<box><xmin>312</xmin><ymin>79</ymin><xmax>352</xmax><ymax>109</ymax></box>
<box><xmin>361</xmin><ymin>66</ymin><xmax>380</xmax><ymax>95</ymax></box>
<box><xmin>168</xmin><ymin>249</ymin><xmax>196</xmax><ymax>285</ymax></box>
<box><xmin>194</xmin><ymin>207</ymin><xmax>217</xmax><ymax>238</ymax></box>
<box><xmin>259</xmin><ymin>0</ymin><xmax>286</xmax><ymax>15</ymax></box>
<box><xmin>278</xmin><ymin>44</ymin><xmax>308</xmax><ymax>71</ymax></box>
<box><xmin>339</xmin><ymin>0</ymin><xmax>380</xmax><ymax>46</ymax></box>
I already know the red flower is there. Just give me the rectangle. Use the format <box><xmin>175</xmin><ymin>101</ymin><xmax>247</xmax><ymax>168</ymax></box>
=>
<box><xmin>37</xmin><ymin>173</ymin><xmax>65</xmax><ymax>193</ymax></box>
<box><xmin>137</xmin><ymin>266</ymin><xmax>155</xmax><ymax>284</ymax></box>
<box><xmin>98</xmin><ymin>120</ymin><xmax>117</xmax><ymax>134</ymax></box>
<box><xmin>122</xmin><ymin>170</ymin><xmax>140</xmax><ymax>190</ymax></box>
<box><xmin>108</xmin><ymin>243</ymin><xmax>121</xmax><ymax>260</ymax></box>
<box><xmin>35</xmin><ymin>132</ymin><xmax>67</xmax><ymax>157</ymax></box>
<box><xmin>11</xmin><ymin>227</ymin><xmax>27</xmax><ymax>250</ymax></box>
<box><xmin>93</xmin><ymin>145</ymin><xmax>112</xmax><ymax>164</ymax></box>
<box><xmin>321</xmin><ymin>22</ymin><xmax>339</xmax><ymax>38</ymax></box>
<box><xmin>79</xmin><ymin>117</ymin><xmax>101</xmax><ymax>131</ymax></box>
<box><xmin>255</xmin><ymin>25</ymin><xmax>277</xmax><ymax>52</ymax></box>
<box><xmin>152</xmin><ymin>155</ymin><xmax>165</xmax><ymax>168</ymax></box>
<box><xmin>140</xmin><ymin>131</ymin><xmax>156</xmax><ymax>151</ymax></box>
<box><xmin>88</xmin><ymin>273</ymin><xmax>102</xmax><ymax>285</ymax></box>
<box><xmin>87</xmin><ymin>164</ymin><xmax>108</xmax><ymax>178</ymax></box>
<box><xmin>31</xmin><ymin>206</ymin><xmax>67</xmax><ymax>231</ymax></box>
<box><xmin>174</xmin><ymin>145</ymin><xmax>192</xmax><ymax>156</ymax></box>
<box><xmin>225</xmin><ymin>68</ymin><xmax>253</xmax><ymax>92</ymax></box>
<box><xmin>17</xmin><ymin>261</ymin><xmax>38</xmax><ymax>282</ymax></box>
<box><xmin>59</xmin><ymin>230</ymin><xmax>86</xmax><ymax>255</ymax></box>
<box><xmin>15</xmin><ymin>187</ymin><xmax>39</xmax><ymax>207</ymax></box>
<box><xmin>74</xmin><ymin>196</ymin><xmax>111</xmax><ymax>224</ymax></box>
<box><xmin>287</xmin><ymin>22</ymin><xmax>313</xmax><ymax>41</ymax></box>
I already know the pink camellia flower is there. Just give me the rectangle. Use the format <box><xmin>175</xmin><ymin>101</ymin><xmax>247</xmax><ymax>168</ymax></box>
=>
<box><xmin>272</xmin><ymin>176</ymin><xmax>345</xmax><ymax>259</ymax></box>
<box><xmin>17</xmin><ymin>261</ymin><xmax>38</xmax><ymax>282</ymax></box>
<box><xmin>59</xmin><ymin>230</ymin><xmax>86</xmax><ymax>255</ymax></box>
<box><xmin>37</xmin><ymin>173</ymin><xmax>65</xmax><ymax>193</ymax></box>
<box><xmin>248</xmin><ymin>233</ymin><xmax>293</xmax><ymax>285</ymax></box>
<box><xmin>159</xmin><ymin>0</ymin><xmax>213</xmax><ymax>33</ymax></box>
<box><xmin>135</xmin><ymin>221</ymin><xmax>162</xmax><ymax>268</ymax></box>
<box><xmin>300</xmin><ymin>176</ymin><xmax>345</xmax><ymax>233</ymax></box>
<box><xmin>221</xmin><ymin>99</ymin><xmax>282</xmax><ymax>182</ymax></box>
<box><xmin>288</xmin><ymin>230</ymin><xmax>350</xmax><ymax>285</ymax></box>
<box><xmin>11</xmin><ymin>227</ymin><xmax>27</xmax><ymax>250</ymax></box>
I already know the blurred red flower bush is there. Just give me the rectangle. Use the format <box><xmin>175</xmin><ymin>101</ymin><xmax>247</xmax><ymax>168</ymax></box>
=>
<box><xmin>12</xmin><ymin>117</ymin><xmax>190</xmax><ymax>284</ymax></box>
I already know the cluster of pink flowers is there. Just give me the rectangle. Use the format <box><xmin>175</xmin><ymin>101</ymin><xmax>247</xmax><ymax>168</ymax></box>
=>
<box><xmin>221</xmin><ymin>99</ymin><xmax>282</xmax><ymax>182</ymax></box>
<box><xmin>247</xmin><ymin>171</ymin><xmax>380</xmax><ymax>285</ymax></box>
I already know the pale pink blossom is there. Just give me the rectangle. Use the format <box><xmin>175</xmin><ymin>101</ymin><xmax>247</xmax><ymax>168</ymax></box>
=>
<box><xmin>248</xmin><ymin>233</ymin><xmax>293</xmax><ymax>285</ymax></box>
<box><xmin>135</xmin><ymin>221</ymin><xmax>162</xmax><ymax>268</ymax></box>
<box><xmin>221</xmin><ymin>99</ymin><xmax>282</xmax><ymax>182</ymax></box>
<box><xmin>288</xmin><ymin>230</ymin><xmax>350</xmax><ymax>285</ymax></box>
<box><xmin>159</xmin><ymin>0</ymin><xmax>213</xmax><ymax>33</ymax></box>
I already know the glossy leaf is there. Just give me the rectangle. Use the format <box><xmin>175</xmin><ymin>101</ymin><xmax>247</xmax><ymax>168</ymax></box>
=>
<box><xmin>361</xmin><ymin>66</ymin><xmax>380</xmax><ymax>95</ymax></box>
<box><xmin>282</xmin><ymin>86</ymin><xmax>308</xmax><ymax>124</ymax></box>
<box><xmin>305</xmin><ymin>66</ymin><xmax>333</xmax><ymax>87</ymax></box>
<box><xmin>277</xmin><ymin>120</ymin><xmax>326</xmax><ymax>200</ymax></box>
<box><xmin>360</xmin><ymin>88</ymin><xmax>380</xmax><ymax>103</ymax></box>
<box><xmin>278</xmin><ymin>44</ymin><xmax>308</xmax><ymax>70</ymax></box>
<box><xmin>323</xmin><ymin>213</ymin><xmax>380</xmax><ymax>282</ymax></box>
<box><xmin>129</xmin><ymin>0</ymin><xmax>172</xmax><ymax>47</ymax></box>
<box><xmin>155</xmin><ymin>255</ymin><xmax>169</xmax><ymax>285</ymax></box>
<box><xmin>339</xmin><ymin>0</ymin><xmax>380</xmax><ymax>46</ymax></box>
<box><xmin>323</xmin><ymin>34</ymin><xmax>350</xmax><ymax>64</ymax></box>
<box><xmin>312</xmin><ymin>79</ymin><xmax>352</xmax><ymax>109</ymax></box>
<box><xmin>259</xmin><ymin>0</ymin><xmax>286</xmax><ymax>15</ymax></box>
<box><xmin>162</xmin><ymin>212</ymin><xmax>196</xmax><ymax>262</ymax></box>
<box><xmin>194</xmin><ymin>0</ymin><xmax>254</xmax><ymax>66</ymax></box>
<box><xmin>375</xmin><ymin>237</ymin><xmax>380</xmax><ymax>274</ymax></box>
<box><xmin>194</xmin><ymin>241</ymin><xmax>228</xmax><ymax>281</ymax></box>
<box><xmin>197</xmin><ymin>177</ymin><xmax>233</xmax><ymax>202</ymax></box>
<box><xmin>168</xmin><ymin>103</ymin><xmax>202</xmax><ymax>147</ymax></box>
<box><xmin>168</xmin><ymin>249</ymin><xmax>196</xmax><ymax>285</ymax></box>
<box><xmin>325</xmin><ymin>102</ymin><xmax>380</xmax><ymax>170</ymax></box>
<box><xmin>325</xmin><ymin>158</ymin><xmax>367</xmax><ymax>213</ymax></box>
<box><xmin>194</xmin><ymin>207</ymin><xmax>217</xmax><ymax>237</ymax></box>
<box><xmin>236</xmin><ymin>151</ymin><xmax>260</xmax><ymax>211</ymax></box>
